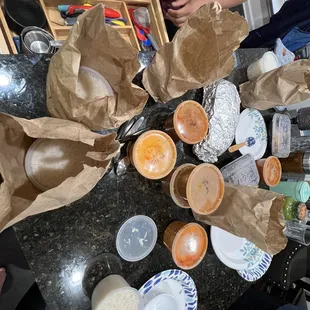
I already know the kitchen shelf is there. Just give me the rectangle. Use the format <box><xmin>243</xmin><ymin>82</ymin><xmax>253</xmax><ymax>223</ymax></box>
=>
<box><xmin>39</xmin><ymin>0</ymin><xmax>168</xmax><ymax>51</ymax></box>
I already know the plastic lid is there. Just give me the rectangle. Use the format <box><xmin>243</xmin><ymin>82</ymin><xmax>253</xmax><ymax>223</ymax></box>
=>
<box><xmin>132</xmin><ymin>130</ymin><xmax>177</xmax><ymax>180</ymax></box>
<box><xmin>173</xmin><ymin>100</ymin><xmax>208</xmax><ymax>144</ymax></box>
<box><xmin>25</xmin><ymin>138</ymin><xmax>90</xmax><ymax>191</ymax></box>
<box><xmin>116</xmin><ymin>215</ymin><xmax>158</xmax><ymax>262</ymax></box>
<box><xmin>172</xmin><ymin>223</ymin><xmax>208</xmax><ymax>270</ymax></box>
<box><xmin>271</xmin><ymin>113</ymin><xmax>291</xmax><ymax>158</ymax></box>
<box><xmin>298</xmin><ymin>182</ymin><xmax>310</xmax><ymax>202</ymax></box>
<box><xmin>263</xmin><ymin>156</ymin><xmax>282</xmax><ymax>187</ymax></box>
<box><xmin>186</xmin><ymin>164</ymin><xmax>225</xmax><ymax>215</ymax></box>
<box><xmin>262</xmin><ymin>51</ymin><xmax>279</xmax><ymax>72</ymax></box>
<box><xmin>221</xmin><ymin>154</ymin><xmax>259</xmax><ymax>186</ymax></box>
<box><xmin>79</xmin><ymin>66</ymin><xmax>114</xmax><ymax>97</ymax></box>
<box><xmin>170</xmin><ymin>164</ymin><xmax>196</xmax><ymax>208</ymax></box>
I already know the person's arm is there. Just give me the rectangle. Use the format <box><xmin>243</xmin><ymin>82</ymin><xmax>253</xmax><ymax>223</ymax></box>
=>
<box><xmin>167</xmin><ymin>0</ymin><xmax>246</xmax><ymax>27</ymax></box>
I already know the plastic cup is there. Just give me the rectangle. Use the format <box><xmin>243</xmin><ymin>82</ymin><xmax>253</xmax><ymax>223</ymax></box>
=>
<box><xmin>116</xmin><ymin>215</ymin><xmax>158</xmax><ymax>262</ymax></box>
<box><xmin>186</xmin><ymin>163</ymin><xmax>225</xmax><ymax>215</ymax></box>
<box><xmin>129</xmin><ymin>130</ymin><xmax>177</xmax><ymax>180</ymax></box>
<box><xmin>161</xmin><ymin>164</ymin><xmax>196</xmax><ymax>208</ymax></box>
<box><xmin>164</xmin><ymin>100</ymin><xmax>209</xmax><ymax>144</ymax></box>
<box><xmin>284</xmin><ymin>221</ymin><xmax>310</xmax><ymax>246</ymax></box>
<box><xmin>164</xmin><ymin>221</ymin><xmax>208</xmax><ymax>270</ymax></box>
<box><xmin>271</xmin><ymin>181</ymin><xmax>310</xmax><ymax>202</ymax></box>
<box><xmin>247</xmin><ymin>51</ymin><xmax>280</xmax><ymax>80</ymax></box>
<box><xmin>91</xmin><ymin>275</ymin><xmax>144</xmax><ymax>310</ymax></box>
<box><xmin>256</xmin><ymin>156</ymin><xmax>282</xmax><ymax>187</ymax></box>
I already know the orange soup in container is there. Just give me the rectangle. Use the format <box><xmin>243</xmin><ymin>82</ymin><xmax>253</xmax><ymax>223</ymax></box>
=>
<box><xmin>130</xmin><ymin>130</ymin><xmax>177</xmax><ymax>180</ymax></box>
<box><xmin>164</xmin><ymin>221</ymin><xmax>208</xmax><ymax>270</ymax></box>
<box><xmin>165</xmin><ymin>100</ymin><xmax>209</xmax><ymax>144</ymax></box>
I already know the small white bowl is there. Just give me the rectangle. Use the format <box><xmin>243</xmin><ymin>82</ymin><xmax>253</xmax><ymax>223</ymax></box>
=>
<box><xmin>144</xmin><ymin>294</ymin><xmax>179</xmax><ymax>310</ymax></box>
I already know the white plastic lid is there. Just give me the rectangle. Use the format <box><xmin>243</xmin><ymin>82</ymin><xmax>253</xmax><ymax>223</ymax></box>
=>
<box><xmin>79</xmin><ymin>66</ymin><xmax>114</xmax><ymax>97</ymax></box>
<box><xmin>262</xmin><ymin>51</ymin><xmax>279</xmax><ymax>73</ymax></box>
<box><xmin>116</xmin><ymin>215</ymin><xmax>158</xmax><ymax>262</ymax></box>
<box><xmin>144</xmin><ymin>294</ymin><xmax>178</xmax><ymax>310</ymax></box>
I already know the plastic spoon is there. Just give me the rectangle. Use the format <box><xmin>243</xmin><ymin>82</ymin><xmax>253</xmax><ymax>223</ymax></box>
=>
<box><xmin>130</xmin><ymin>8</ymin><xmax>159</xmax><ymax>51</ymax></box>
<box><xmin>229</xmin><ymin>137</ymin><xmax>256</xmax><ymax>153</ymax></box>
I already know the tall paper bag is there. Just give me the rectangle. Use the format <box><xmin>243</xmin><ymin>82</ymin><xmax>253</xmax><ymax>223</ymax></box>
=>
<box><xmin>47</xmin><ymin>4</ymin><xmax>149</xmax><ymax>130</ymax></box>
<box><xmin>0</xmin><ymin>113</ymin><xmax>120</xmax><ymax>231</ymax></box>
<box><xmin>240</xmin><ymin>59</ymin><xmax>310</xmax><ymax>110</ymax></box>
<box><xmin>142</xmin><ymin>2</ymin><xmax>248</xmax><ymax>103</ymax></box>
<box><xmin>194</xmin><ymin>183</ymin><xmax>287</xmax><ymax>255</ymax></box>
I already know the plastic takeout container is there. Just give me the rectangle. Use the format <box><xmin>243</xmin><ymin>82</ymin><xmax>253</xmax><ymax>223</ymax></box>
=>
<box><xmin>270</xmin><ymin>113</ymin><xmax>291</xmax><ymax>158</ymax></box>
<box><xmin>116</xmin><ymin>215</ymin><xmax>158</xmax><ymax>262</ymax></box>
<box><xmin>91</xmin><ymin>275</ymin><xmax>144</xmax><ymax>310</ymax></box>
<box><xmin>79</xmin><ymin>66</ymin><xmax>114</xmax><ymax>97</ymax></box>
<box><xmin>161</xmin><ymin>163</ymin><xmax>196</xmax><ymax>208</ymax></box>
<box><xmin>221</xmin><ymin>154</ymin><xmax>259</xmax><ymax>186</ymax></box>
<box><xmin>164</xmin><ymin>221</ymin><xmax>208</xmax><ymax>270</ymax></box>
<box><xmin>247</xmin><ymin>51</ymin><xmax>280</xmax><ymax>80</ymax></box>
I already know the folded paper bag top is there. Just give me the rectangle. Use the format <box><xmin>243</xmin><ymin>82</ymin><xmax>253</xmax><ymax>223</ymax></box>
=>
<box><xmin>0</xmin><ymin>113</ymin><xmax>120</xmax><ymax>231</ymax></box>
<box><xmin>142</xmin><ymin>2</ymin><xmax>248</xmax><ymax>103</ymax></box>
<box><xmin>240</xmin><ymin>59</ymin><xmax>310</xmax><ymax>110</ymax></box>
<box><xmin>46</xmin><ymin>4</ymin><xmax>149</xmax><ymax>130</ymax></box>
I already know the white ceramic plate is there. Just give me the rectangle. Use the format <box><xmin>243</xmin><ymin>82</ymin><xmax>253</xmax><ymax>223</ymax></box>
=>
<box><xmin>235</xmin><ymin>108</ymin><xmax>267</xmax><ymax>160</ymax></box>
<box><xmin>211</xmin><ymin>226</ymin><xmax>264</xmax><ymax>270</ymax></box>
<box><xmin>139</xmin><ymin>269</ymin><xmax>197</xmax><ymax>310</ymax></box>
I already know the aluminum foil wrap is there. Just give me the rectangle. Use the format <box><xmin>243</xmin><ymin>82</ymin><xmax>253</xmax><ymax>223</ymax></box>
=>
<box><xmin>193</xmin><ymin>80</ymin><xmax>240</xmax><ymax>163</ymax></box>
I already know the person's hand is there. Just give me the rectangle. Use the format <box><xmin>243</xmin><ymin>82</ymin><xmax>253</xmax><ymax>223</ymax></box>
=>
<box><xmin>166</xmin><ymin>0</ymin><xmax>209</xmax><ymax>27</ymax></box>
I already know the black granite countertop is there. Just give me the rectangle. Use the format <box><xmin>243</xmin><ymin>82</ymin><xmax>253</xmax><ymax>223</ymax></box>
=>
<box><xmin>0</xmin><ymin>49</ymin><xmax>267</xmax><ymax>310</ymax></box>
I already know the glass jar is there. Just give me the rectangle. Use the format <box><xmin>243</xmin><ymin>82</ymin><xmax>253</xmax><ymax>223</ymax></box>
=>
<box><xmin>283</xmin><ymin>197</ymin><xmax>307</xmax><ymax>221</ymax></box>
<box><xmin>279</xmin><ymin>152</ymin><xmax>310</xmax><ymax>173</ymax></box>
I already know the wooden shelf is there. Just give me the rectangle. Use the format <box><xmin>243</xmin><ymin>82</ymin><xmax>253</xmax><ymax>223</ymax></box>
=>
<box><xmin>0</xmin><ymin>7</ymin><xmax>17</xmax><ymax>54</ymax></box>
<box><xmin>38</xmin><ymin>0</ymin><xmax>168</xmax><ymax>51</ymax></box>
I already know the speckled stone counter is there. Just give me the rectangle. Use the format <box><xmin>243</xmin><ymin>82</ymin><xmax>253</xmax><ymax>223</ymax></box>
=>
<box><xmin>0</xmin><ymin>49</ymin><xmax>266</xmax><ymax>310</ymax></box>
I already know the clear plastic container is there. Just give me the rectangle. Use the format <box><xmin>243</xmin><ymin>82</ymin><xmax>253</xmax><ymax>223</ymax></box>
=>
<box><xmin>271</xmin><ymin>113</ymin><xmax>291</xmax><ymax>158</ymax></box>
<box><xmin>116</xmin><ymin>215</ymin><xmax>158</xmax><ymax>262</ymax></box>
<box><xmin>221</xmin><ymin>154</ymin><xmax>259</xmax><ymax>187</ymax></box>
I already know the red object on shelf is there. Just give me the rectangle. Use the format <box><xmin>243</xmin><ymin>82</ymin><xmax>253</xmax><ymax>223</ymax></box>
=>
<box><xmin>67</xmin><ymin>5</ymin><xmax>121</xmax><ymax>18</ymax></box>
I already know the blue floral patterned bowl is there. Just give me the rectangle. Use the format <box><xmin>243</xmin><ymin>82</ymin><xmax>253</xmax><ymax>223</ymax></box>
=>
<box><xmin>139</xmin><ymin>269</ymin><xmax>197</xmax><ymax>310</ymax></box>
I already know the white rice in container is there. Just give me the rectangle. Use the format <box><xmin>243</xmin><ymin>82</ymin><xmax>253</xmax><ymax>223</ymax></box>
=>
<box><xmin>25</xmin><ymin>138</ymin><xmax>94</xmax><ymax>191</ymax></box>
<box><xmin>96</xmin><ymin>288</ymin><xmax>142</xmax><ymax>310</ymax></box>
<box><xmin>76</xmin><ymin>66</ymin><xmax>113</xmax><ymax>101</ymax></box>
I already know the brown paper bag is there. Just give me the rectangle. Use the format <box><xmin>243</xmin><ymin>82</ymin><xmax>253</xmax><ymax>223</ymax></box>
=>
<box><xmin>142</xmin><ymin>2</ymin><xmax>248</xmax><ymax>103</ymax></box>
<box><xmin>0</xmin><ymin>113</ymin><xmax>120</xmax><ymax>231</ymax></box>
<box><xmin>194</xmin><ymin>183</ymin><xmax>287</xmax><ymax>255</ymax></box>
<box><xmin>47</xmin><ymin>4</ymin><xmax>149</xmax><ymax>130</ymax></box>
<box><xmin>240</xmin><ymin>59</ymin><xmax>310</xmax><ymax>110</ymax></box>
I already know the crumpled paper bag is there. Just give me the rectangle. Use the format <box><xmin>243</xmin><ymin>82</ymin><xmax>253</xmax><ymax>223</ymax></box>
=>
<box><xmin>47</xmin><ymin>4</ymin><xmax>149</xmax><ymax>130</ymax></box>
<box><xmin>0</xmin><ymin>113</ymin><xmax>120</xmax><ymax>231</ymax></box>
<box><xmin>142</xmin><ymin>2</ymin><xmax>248</xmax><ymax>103</ymax></box>
<box><xmin>240</xmin><ymin>59</ymin><xmax>310</xmax><ymax>110</ymax></box>
<box><xmin>194</xmin><ymin>183</ymin><xmax>287</xmax><ymax>255</ymax></box>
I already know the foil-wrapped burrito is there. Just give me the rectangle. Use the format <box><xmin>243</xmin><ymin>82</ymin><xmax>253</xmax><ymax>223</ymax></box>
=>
<box><xmin>193</xmin><ymin>80</ymin><xmax>240</xmax><ymax>163</ymax></box>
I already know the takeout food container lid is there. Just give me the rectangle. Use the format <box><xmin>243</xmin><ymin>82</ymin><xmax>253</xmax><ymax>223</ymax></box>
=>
<box><xmin>173</xmin><ymin>100</ymin><xmax>209</xmax><ymax>144</ymax></box>
<box><xmin>164</xmin><ymin>221</ymin><xmax>208</xmax><ymax>270</ymax></box>
<box><xmin>132</xmin><ymin>130</ymin><xmax>177</xmax><ymax>180</ymax></box>
<box><xmin>186</xmin><ymin>164</ymin><xmax>225</xmax><ymax>215</ymax></box>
